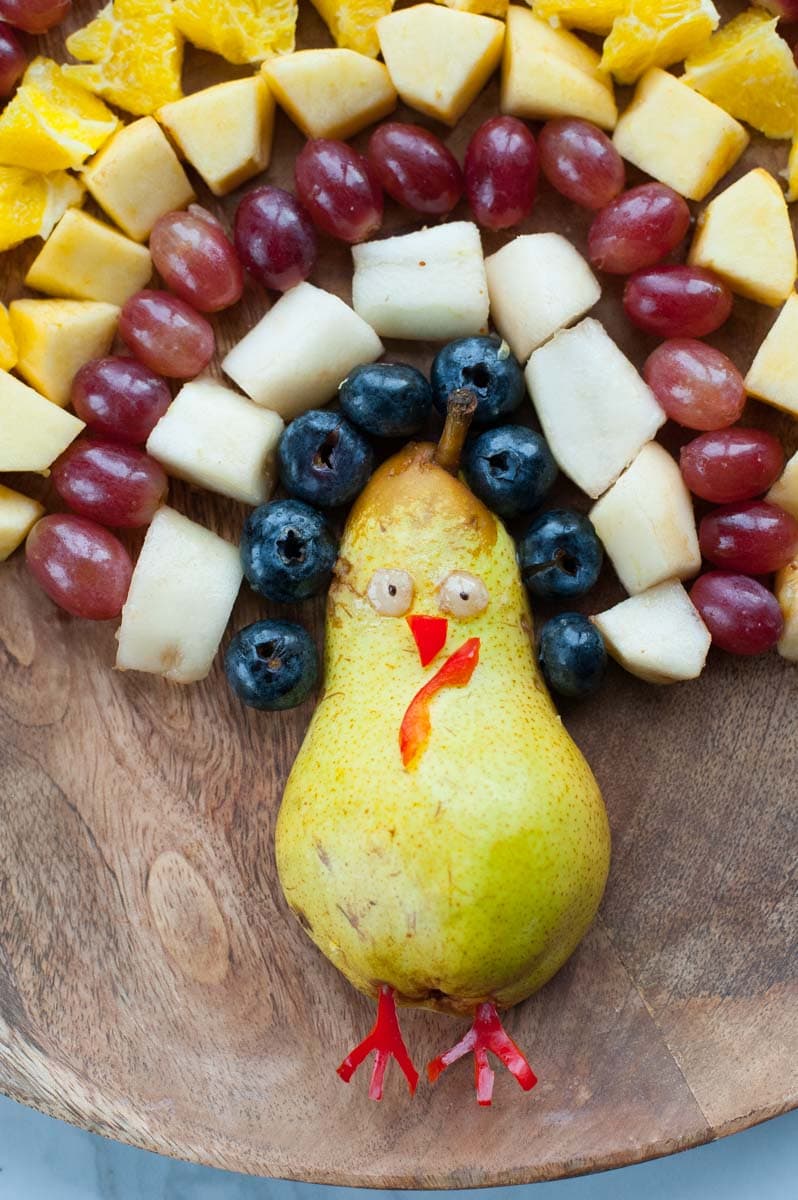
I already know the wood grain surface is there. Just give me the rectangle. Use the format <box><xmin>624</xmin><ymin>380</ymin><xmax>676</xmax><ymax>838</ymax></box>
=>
<box><xmin>0</xmin><ymin>0</ymin><xmax>796</xmax><ymax>1186</ymax></box>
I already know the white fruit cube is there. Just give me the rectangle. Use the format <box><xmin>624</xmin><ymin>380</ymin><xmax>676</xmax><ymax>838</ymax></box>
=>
<box><xmin>26</xmin><ymin>209</ymin><xmax>152</xmax><ymax>306</ymax></box>
<box><xmin>147</xmin><ymin>379</ymin><xmax>284</xmax><ymax>506</ymax></box>
<box><xmin>592</xmin><ymin>580</ymin><xmax>711</xmax><ymax>684</ymax></box>
<box><xmin>688</xmin><ymin>169</ymin><xmax>796</xmax><ymax>308</ymax></box>
<box><xmin>223</xmin><ymin>283</ymin><xmax>383</xmax><ymax>418</ymax></box>
<box><xmin>352</xmin><ymin>221</ymin><xmax>489</xmax><ymax>341</ymax></box>
<box><xmin>262</xmin><ymin>50</ymin><xmax>396</xmax><ymax>141</ymax></box>
<box><xmin>0</xmin><ymin>483</ymin><xmax>45</xmax><ymax>562</ymax></box>
<box><xmin>0</xmin><ymin>369</ymin><xmax>84</xmax><ymax>471</ymax></box>
<box><xmin>767</xmin><ymin>450</ymin><xmax>798</xmax><ymax>520</ymax></box>
<box><xmin>116</xmin><ymin>507</ymin><xmax>242</xmax><ymax>684</ymax></box>
<box><xmin>485</xmin><ymin>233</ymin><xmax>600</xmax><ymax>361</ymax></box>
<box><xmin>82</xmin><ymin>117</ymin><xmax>195</xmax><ymax>242</ymax></box>
<box><xmin>501</xmin><ymin>6</ymin><xmax>617</xmax><ymax>130</ymax></box>
<box><xmin>525</xmin><ymin>318</ymin><xmax>665</xmax><ymax>499</ymax></box>
<box><xmin>377</xmin><ymin>3</ymin><xmax>504</xmax><ymax>126</ymax></box>
<box><xmin>776</xmin><ymin>559</ymin><xmax>798</xmax><ymax>663</ymax></box>
<box><xmin>613</xmin><ymin>68</ymin><xmax>748</xmax><ymax>202</ymax></box>
<box><xmin>590</xmin><ymin>442</ymin><xmax>701</xmax><ymax>595</ymax></box>
<box><xmin>10</xmin><ymin>299</ymin><xmax>119</xmax><ymax>407</ymax></box>
<box><xmin>745</xmin><ymin>293</ymin><xmax>798</xmax><ymax>417</ymax></box>
<box><xmin>157</xmin><ymin>77</ymin><xmax>274</xmax><ymax>197</ymax></box>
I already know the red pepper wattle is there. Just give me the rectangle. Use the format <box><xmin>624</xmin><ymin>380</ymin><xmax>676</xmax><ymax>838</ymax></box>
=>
<box><xmin>337</xmin><ymin>985</ymin><xmax>419</xmax><ymax>1100</ymax></box>
<box><xmin>427</xmin><ymin>1001</ymin><xmax>538</xmax><ymax>1106</ymax></box>
<box><xmin>399</xmin><ymin>638</ymin><xmax>480</xmax><ymax>769</ymax></box>
<box><xmin>406</xmin><ymin>613</ymin><xmax>448</xmax><ymax>666</ymax></box>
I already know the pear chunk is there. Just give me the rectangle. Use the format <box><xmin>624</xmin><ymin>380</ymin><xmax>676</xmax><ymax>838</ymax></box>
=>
<box><xmin>10</xmin><ymin>299</ymin><xmax>119</xmax><ymax>407</ymax></box>
<box><xmin>592</xmin><ymin>580</ymin><xmax>711</xmax><ymax>684</ymax></box>
<box><xmin>0</xmin><ymin>483</ymin><xmax>45</xmax><ymax>562</ymax></box>
<box><xmin>688</xmin><ymin>169</ymin><xmax>796</xmax><ymax>307</ymax></box>
<box><xmin>590</xmin><ymin>442</ymin><xmax>701</xmax><ymax>595</ymax></box>
<box><xmin>26</xmin><ymin>209</ymin><xmax>152</xmax><ymax>306</ymax></box>
<box><xmin>223</xmin><ymin>283</ymin><xmax>383</xmax><ymax>418</ymax></box>
<box><xmin>0</xmin><ymin>369</ymin><xmax>84</xmax><ymax>471</ymax></box>
<box><xmin>745</xmin><ymin>293</ymin><xmax>798</xmax><ymax>417</ymax></box>
<box><xmin>775</xmin><ymin>560</ymin><xmax>798</xmax><ymax>663</ymax></box>
<box><xmin>262</xmin><ymin>50</ymin><xmax>396</xmax><ymax>140</ymax></box>
<box><xmin>485</xmin><ymin>233</ymin><xmax>600</xmax><ymax>361</ymax></box>
<box><xmin>146</xmin><ymin>378</ymin><xmax>284</xmax><ymax>506</ymax></box>
<box><xmin>525</xmin><ymin>318</ymin><xmax>665</xmax><ymax>499</ymax></box>
<box><xmin>116</xmin><ymin>507</ymin><xmax>242</xmax><ymax>684</ymax></box>
<box><xmin>377</xmin><ymin>4</ymin><xmax>504</xmax><ymax>125</ymax></box>
<box><xmin>767</xmin><ymin>450</ymin><xmax>798</xmax><ymax>520</ymax></box>
<box><xmin>352</xmin><ymin>221</ymin><xmax>489</xmax><ymax>341</ymax></box>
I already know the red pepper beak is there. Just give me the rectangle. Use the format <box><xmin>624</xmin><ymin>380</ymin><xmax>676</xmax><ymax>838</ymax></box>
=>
<box><xmin>406</xmin><ymin>614</ymin><xmax>448</xmax><ymax>667</ymax></box>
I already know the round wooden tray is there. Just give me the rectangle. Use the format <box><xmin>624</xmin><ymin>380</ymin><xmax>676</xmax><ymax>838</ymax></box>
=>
<box><xmin>1</xmin><ymin>0</ymin><xmax>796</xmax><ymax>1186</ymax></box>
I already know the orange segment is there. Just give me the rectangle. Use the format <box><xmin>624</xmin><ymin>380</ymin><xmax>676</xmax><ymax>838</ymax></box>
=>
<box><xmin>310</xmin><ymin>0</ymin><xmax>393</xmax><ymax>58</ymax></box>
<box><xmin>531</xmin><ymin>0</ymin><xmax>625</xmax><ymax>36</ymax></box>
<box><xmin>601</xmin><ymin>0</ymin><xmax>719</xmax><ymax>86</ymax></box>
<box><xmin>0</xmin><ymin>166</ymin><xmax>85</xmax><ymax>253</ymax></box>
<box><xmin>172</xmin><ymin>0</ymin><xmax>297</xmax><ymax>65</ymax></box>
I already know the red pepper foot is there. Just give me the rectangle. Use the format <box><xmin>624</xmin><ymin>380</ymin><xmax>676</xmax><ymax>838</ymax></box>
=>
<box><xmin>337</xmin><ymin>985</ymin><xmax>419</xmax><ymax>1101</ymax></box>
<box><xmin>427</xmin><ymin>1002</ymin><xmax>537</xmax><ymax>1106</ymax></box>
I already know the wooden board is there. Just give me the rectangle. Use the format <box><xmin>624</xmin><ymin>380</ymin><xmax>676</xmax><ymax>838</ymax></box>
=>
<box><xmin>1</xmin><ymin>0</ymin><xmax>796</xmax><ymax>1186</ymax></box>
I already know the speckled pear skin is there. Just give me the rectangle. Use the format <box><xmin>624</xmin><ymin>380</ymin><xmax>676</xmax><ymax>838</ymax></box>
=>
<box><xmin>276</xmin><ymin>442</ymin><xmax>610</xmax><ymax>1017</ymax></box>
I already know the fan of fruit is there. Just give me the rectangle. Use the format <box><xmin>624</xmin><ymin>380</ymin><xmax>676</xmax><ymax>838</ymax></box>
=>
<box><xmin>2</xmin><ymin>0</ymin><xmax>798</xmax><ymax>1105</ymax></box>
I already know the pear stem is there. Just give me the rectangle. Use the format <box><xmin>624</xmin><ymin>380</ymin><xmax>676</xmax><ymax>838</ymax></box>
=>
<box><xmin>434</xmin><ymin>389</ymin><xmax>478</xmax><ymax>474</ymax></box>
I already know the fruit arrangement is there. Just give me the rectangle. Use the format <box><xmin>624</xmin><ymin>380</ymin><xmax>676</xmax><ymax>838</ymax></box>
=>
<box><xmin>2</xmin><ymin>0</ymin><xmax>798</xmax><ymax>1107</ymax></box>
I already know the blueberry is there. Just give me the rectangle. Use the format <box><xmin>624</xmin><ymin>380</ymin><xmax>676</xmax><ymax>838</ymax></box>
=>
<box><xmin>431</xmin><ymin>336</ymin><xmax>525</xmax><ymax>427</ymax></box>
<box><xmin>518</xmin><ymin>509</ymin><xmax>603</xmax><ymax>599</ymax></box>
<box><xmin>225</xmin><ymin>620</ymin><xmax>318</xmax><ymax>710</ymax></box>
<box><xmin>339</xmin><ymin>362</ymin><xmax>432</xmax><ymax>438</ymax></box>
<box><xmin>538</xmin><ymin>613</ymin><xmax>607</xmax><ymax>699</ymax></box>
<box><xmin>279</xmin><ymin>410</ymin><xmax>374</xmax><ymax>508</ymax></box>
<box><xmin>462</xmin><ymin>425</ymin><xmax>557</xmax><ymax>518</ymax></box>
<box><xmin>241</xmin><ymin>499</ymin><xmax>337</xmax><ymax>604</ymax></box>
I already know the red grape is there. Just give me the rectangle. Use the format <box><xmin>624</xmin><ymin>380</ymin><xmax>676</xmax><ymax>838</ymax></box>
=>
<box><xmin>680</xmin><ymin>428</ymin><xmax>785</xmax><ymax>504</ymax></box>
<box><xmin>464</xmin><ymin>115</ymin><xmax>538</xmax><ymax>231</ymax></box>
<box><xmin>588</xmin><ymin>184</ymin><xmax>691</xmax><ymax>275</ymax></box>
<box><xmin>120</xmin><ymin>290</ymin><xmax>214</xmax><ymax>379</ymax></box>
<box><xmin>234</xmin><ymin>186</ymin><xmax>317</xmax><ymax>291</ymax></box>
<box><xmin>0</xmin><ymin>0</ymin><xmax>69</xmax><ymax>32</ymax></box>
<box><xmin>691</xmin><ymin>571</ymin><xmax>783</xmax><ymax>655</ymax></box>
<box><xmin>367</xmin><ymin>122</ymin><xmax>462</xmax><ymax>215</ymax></box>
<box><xmin>295</xmin><ymin>139</ymin><xmax>383</xmax><ymax>244</ymax></box>
<box><xmin>150</xmin><ymin>207</ymin><xmax>243</xmax><ymax>313</ymax></box>
<box><xmin>643</xmin><ymin>339</ymin><xmax>746</xmax><ymax>430</ymax></box>
<box><xmin>71</xmin><ymin>356</ymin><xmax>171</xmax><ymax>445</ymax></box>
<box><xmin>538</xmin><ymin>118</ymin><xmax>625</xmax><ymax>210</ymax></box>
<box><xmin>624</xmin><ymin>266</ymin><xmax>733</xmax><ymax>338</ymax></box>
<box><xmin>0</xmin><ymin>21</ymin><xmax>24</xmax><ymax>96</ymax></box>
<box><xmin>699</xmin><ymin>500</ymin><xmax>798</xmax><ymax>574</ymax></box>
<box><xmin>25</xmin><ymin>514</ymin><xmax>132</xmax><ymax>620</ymax></box>
<box><xmin>51</xmin><ymin>438</ymin><xmax>168</xmax><ymax>528</ymax></box>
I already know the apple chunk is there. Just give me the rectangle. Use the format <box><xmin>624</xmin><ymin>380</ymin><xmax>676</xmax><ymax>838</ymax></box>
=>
<box><xmin>592</xmin><ymin>580</ymin><xmax>711</xmax><ymax>684</ymax></box>
<box><xmin>590</xmin><ymin>442</ymin><xmax>701</xmax><ymax>595</ymax></box>
<box><xmin>0</xmin><ymin>369</ymin><xmax>84</xmax><ymax>471</ymax></box>
<box><xmin>0</xmin><ymin>483</ymin><xmax>45</xmax><ymax>562</ymax></box>
<box><xmin>10</xmin><ymin>299</ymin><xmax>119</xmax><ymax>407</ymax></box>
<box><xmin>262</xmin><ymin>50</ymin><xmax>396</xmax><ymax>140</ymax></box>
<box><xmin>116</xmin><ymin>507</ymin><xmax>242</xmax><ymax>684</ymax></box>
<box><xmin>745</xmin><ymin>293</ymin><xmax>798</xmax><ymax>418</ymax></box>
<box><xmin>767</xmin><ymin>450</ymin><xmax>798</xmax><ymax>520</ymax></box>
<box><xmin>525</xmin><ymin>318</ymin><xmax>665</xmax><ymax>499</ymax></box>
<box><xmin>775</xmin><ymin>559</ymin><xmax>798</xmax><ymax>663</ymax></box>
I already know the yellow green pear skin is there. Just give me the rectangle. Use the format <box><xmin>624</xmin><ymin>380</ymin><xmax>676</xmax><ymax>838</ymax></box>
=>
<box><xmin>276</xmin><ymin>442</ymin><xmax>610</xmax><ymax>1017</ymax></box>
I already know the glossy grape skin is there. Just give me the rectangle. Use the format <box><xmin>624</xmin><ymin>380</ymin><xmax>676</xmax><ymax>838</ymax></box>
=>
<box><xmin>120</xmin><ymin>290</ymin><xmax>214</xmax><ymax>379</ymax></box>
<box><xmin>294</xmin><ymin>139</ymin><xmax>383</xmax><ymax>244</ymax></box>
<box><xmin>538</xmin><ymin>118</ymin><xmax>625</xmax><ymax>210</ymax></box>
<box><xmin>699</xmin><ymin>500</ymin><xmax>798</xmax><ymax>574</ymax></box>
<box><xmin>464</xmin><ymin>116</ymin><xmax>538</xmax><ymax>231</ymax></box>
<box><xmin>367</xmin><ymin>122</ymin><xmax>462</xmax><ymax>215</ymax></box>
<box><xmin>680</xmin><ymin>429</ymin><xmax>785</xmax><ymax>504</ymax></box>
<box><xmin>25</xmin><ymin>514</ymin><xmax>132</xmax><ymax>620</ymax></box>
<box><xmin>0</xmin><ymin>0</ymin><xmax>70</xmax><ymax>32</ymax></box>
<box><xmin>643</xmin><ymin>339</ymin><xmax>746</xmax><ymax>430</ymax></box>
<box><xmin>150</xmin><ymin>208</ymin><xmax>243</xmax><ymax>313</ymax></box>
<box><xmin>71</xmin><ymin>356</ymin><xmax>171</xmax><ymax>444</ymax></box>
<box><xmin>51</xmin><ymin>438</ymin><xmax>168</xmax><ymax>528</ymax></box>
<box><xmin>588</xmin><ymin>184</ymin><xmax>691</xmax><ymax>274</ymax></box>
<box><xmin>691</xmin><ymin>571</ymin><xmax>783</xmax><ymax>655</ymax></box>
<box><xmin>0</xmin><ymin>22</ymin><xmax>24</xmax><ymax>96</ymax></box>
<box><xmin>624</xmin><ymin>266</ymin><xmax>733</xmax><ymax>338</ymax></box>
<box><xmin>234</xmin><ymin>186</ymin><xmax>317</xmax><ymax>291</ymax></box>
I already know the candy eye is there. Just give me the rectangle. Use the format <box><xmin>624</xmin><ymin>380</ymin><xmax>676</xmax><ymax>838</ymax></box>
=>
<box><xmin>367</xmin><ymin>568</ymin><xmax>415</xmax><ymax>616</ymax></box>
<box><xmin>438</xmin><ymin>571</ymin><xmax>489</xmax><ymax>618</ymax></box>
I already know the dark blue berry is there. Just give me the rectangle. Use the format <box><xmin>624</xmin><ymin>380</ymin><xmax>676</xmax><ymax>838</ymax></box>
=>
<box><xmin>224</xmin><ymin>620</ymin><xmax>318</xmax><ymax>711</ymax></box>
<box><xmin>241</xmin><ymin>499</ymin><xmax>337</xmax><ymax>604</ymax></box>
<box><xmin>462</xmin><ymin>425</ymin><xmax>557</xmax><ymax>518</ymax></box>
<box><xmin>339</xmin><ymin>362</ymin><xmax>432</xmax><ymax>438</ymax></box>
<box><xmin>518</xmin><ymin>509</ymin><xmax>603</xmax><ymax>599</ymax></box>
<box><xmin>278</xmin><ymin>410</ymin><xmax>374</xmax><ymax>508</ymax></box>
<box><xmin>431</xmin><ymin>335</ymin><xmax>525</xmax><ymax>427</ymax></box>
<box><xmin>538</xmin><ymin>613</ymin><xmax>607</xmax><ymax>699</ymax></box>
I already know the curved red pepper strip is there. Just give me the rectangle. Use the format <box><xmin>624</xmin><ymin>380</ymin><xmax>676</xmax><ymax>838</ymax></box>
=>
<box><xmin>336</xmin><ymin>985</ymin><xmax>419</xmax><ymax>1100</ymax></box>
<box><xmin>406</xmin><ymin>614</ymin><xmax>448</xmax><ymax>667</ymax></box>
<box><xmin>427</xmin><ymin>1001</ymin><xmax>537</xmax><ymax>1106</ymax></box>
<box><xmin>399</xmin><ymin>638</ymin><xmax>480</xmax><ymax>770</ymax></box>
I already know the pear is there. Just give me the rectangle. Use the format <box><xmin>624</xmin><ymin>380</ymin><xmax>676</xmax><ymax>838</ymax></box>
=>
<box><xmin>276</xmin><ymin>394</ymin><xmax>610</xmax><ymax>1101</ymax></box>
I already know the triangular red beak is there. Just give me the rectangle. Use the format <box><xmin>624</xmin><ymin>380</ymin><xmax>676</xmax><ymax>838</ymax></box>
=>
<box><xmin>407</xmin><ymin>615</ymin><xmax>448</xmax><ymax>667</ymax></box>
